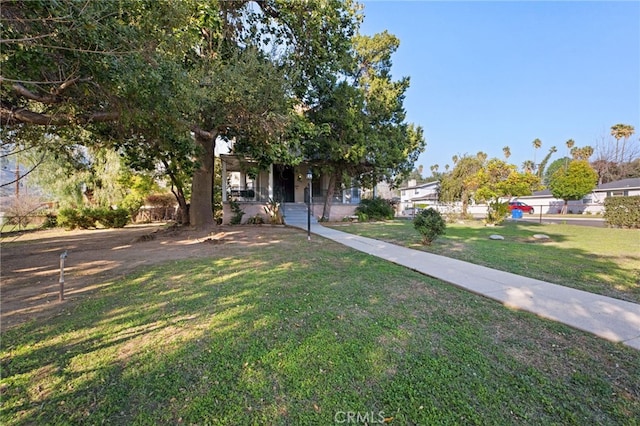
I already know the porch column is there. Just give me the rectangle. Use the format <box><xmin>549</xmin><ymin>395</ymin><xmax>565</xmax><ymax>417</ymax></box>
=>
<box><xmin>221</xmin><ymin>158</ymin><xmax>228</xmax><ymax>202</ymax></box>
<box><xmin>268</xmin><ymin>164</ymin><xmax>274</xmax><ymax>199</ymax></box>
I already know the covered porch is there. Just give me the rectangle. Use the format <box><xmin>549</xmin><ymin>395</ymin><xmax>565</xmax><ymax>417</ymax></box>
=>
<box><xmin>219</xmin><ymin>155</ymin><xmax>362</xmax><ymax>224</ymax></box>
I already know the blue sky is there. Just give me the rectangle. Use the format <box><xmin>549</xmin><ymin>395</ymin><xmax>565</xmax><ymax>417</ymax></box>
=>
<box><xmin>359</xmin><ymin>1</ymin><xmax>640</xmax><ymax>176</ymax></box>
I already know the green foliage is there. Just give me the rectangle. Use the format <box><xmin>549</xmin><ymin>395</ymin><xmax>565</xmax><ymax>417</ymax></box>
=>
<box><xmin>246</xmin><ymin>214</ymin><xmax>265</xmax><ymax>225</ymax></box>
<box><xmin>467</xmin><ymin>158</ymin><xmax>540</xmax><ymax>203</ymax></box>
<box><xmin>57</xmin><ymin>207</ymin><xmax>129</xmax><ymax>229</ymax></box>
<box><xmin>485</xmin><ymin>200</ymin><xmax>509</xmax><ymax>225</ymax></box>
<box><xmin>41</xmin><ymin>213</ymin><xmax>58</xmax><ymax>229</ymax></box>
<box><xmin>355</xmin><ymin>197</ymin><xmax>395</xmax><ymax>221</ymax></box>
<box><xmin>229</xmin><ymin>200</ymin><xmax>245</xmax><ymax>225</ymax></box>
<box><xmin>604</xmin><ymin>196</ymin><xmax>640</xmax><ymax>228</ymax></box>
<box><xmin>548</xmin><ymin>160</ymin><xmax>598</xmax><ymax>203</ymax></box>
<box><xmin>94</xmin><ymin>208</ymin><xmax>130</xmax><ymax>228</ymax></box>
<box><xmin>413</xmin><ymin>208</ymin><xmax>446</xmax><ymax>245</ymax></box>
<box><xmin>57</xmin><ymin>208</ymin><xmax>97</xmax><ymax>230</ymax></box>
<box><xmin>544</xmin><ymin>157</ymin><xmax>571</xmax><ymax>186</ymax></box>
<box><xmin>439</xmin><ymin>154</ymin><xmax>485</xmax><ymax>214</ymax></box>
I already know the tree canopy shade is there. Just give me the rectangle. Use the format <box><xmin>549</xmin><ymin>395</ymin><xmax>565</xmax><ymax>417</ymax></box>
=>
<box><xmin>2</xmin><ymin>0</ymin><xmax>366</xmax><ymax>227</ymax></box>
<box><xmin>548</xmin><ymin>160</ymin><xmax>598</xmax><ymax>214</ymax></box>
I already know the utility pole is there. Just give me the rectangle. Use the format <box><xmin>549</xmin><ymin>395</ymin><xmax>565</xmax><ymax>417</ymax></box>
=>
<box><xmin>15</xmin><ymin>161</ymin><xmax>19</xmax><ymax>197</ymax></box>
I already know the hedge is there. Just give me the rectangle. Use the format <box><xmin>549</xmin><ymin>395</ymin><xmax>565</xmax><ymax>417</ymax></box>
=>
<box><xmin>603</xmin><ymin>196</ymin><xmax>640</xmax><ymax>228</ymax></box>
<box><xmin>57</xmin><ymin>207</ymin><xmax>130</xmax><ymax>230</ymax></box>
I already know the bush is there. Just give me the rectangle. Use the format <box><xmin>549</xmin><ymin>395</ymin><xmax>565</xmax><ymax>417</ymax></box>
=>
<box><xmin>57</xmin><ymin>207</ymin><xmax>129</xmax><ymax>229</ymax></box>
<box><xmin>42</xmin><ymin>213</ymin><xmax>58</xmax><ymax>229</ymax></box>
<box><xmin>413</xmin><ymin>208</ymin><xmax>446</xmax><ymax>245</ymax></box>
<box><xmin>95</xmin><ymin>208</ymin><xmax>130</xmax><ymax>228</ymax></box>
<box><xmin>355</xmin><ymin>197</ymin><xmax>395</xmax><ymax>221</ymax></box>
<box><xmin>486</xmin><ymin>200</ymin><xmax>509</xmax><ymax>225</ymax></box>
<box><xmin>229</xmin><ymin>199</ymin><xmax>245</xmax><ymax>225</ymax></box>
<box><xmin>604</xmin><ymin>196</ymin><xmax>640</xmax><ymax>228</ymax></box>
<box><xmin>57</xmin><ymin>208</ymin><xmax>96</xmax><ymax>229</ymax></box>
<box><xmin>246</xmin><ymin>214</ymin><xmax>265</xmax><ymax>225</ymax></box>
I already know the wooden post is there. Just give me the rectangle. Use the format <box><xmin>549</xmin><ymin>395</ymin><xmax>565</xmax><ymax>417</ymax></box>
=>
<box><xmin>59</xmin><ymin>251</ymin><xmax>68</xmax><ymax>301</ymax></box>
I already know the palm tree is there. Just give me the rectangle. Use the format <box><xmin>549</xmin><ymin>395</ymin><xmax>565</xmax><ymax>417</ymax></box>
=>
<box><xmin>566</xmin><ymin>139</ymin><xmax>575</xmax><ymax>150</ymax></box>
<box><xmin>537</xmin><ymin>146</ymin><xmax>557</xmax><ymax>180</ymax></box>
<box><xmin>565</xmin><ymin>139</ymin><xmax>575</xmax><ymax>165</ymax></box>
<box><xmin>502</xmin><ymin>146</ymin><xmax>511</xmax><ymax>159</ymax></box>
<box><xmin>451</xmin><ymin>155</ymin><xmax>459</xmax><ymax>165</ymax></box>
<box><xmin>532</xmin><ymin>138</ymin><xmax>542</xmax><ymax>168</ymax></box>
<box><xmin>610</xmin><ymin>123</ymin><xmax>635</xmax><ymax>163</ymax></box>
<box><xmin>522</xmin><ymin>160</ymin><xmax>535</xmax><ymax>173</ymax></box>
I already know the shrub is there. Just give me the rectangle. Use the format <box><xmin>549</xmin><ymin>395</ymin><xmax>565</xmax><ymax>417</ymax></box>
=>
<box><xmin>229</xmin><ymin>199</ymin><xmax>245</xmax><ymax>225</ymax></box>
<box><xmin>95</xmin><ymin>208</ymin><xmax>130</xmax><ymax>228</ymax></box>
<box><xmin>485</xmin><ymin>200</ymin><xmax>509</xmax><ymax>225</ymax></box>
<box><xmin>57</xmin><ymin>208</ymin><xmax>96</xmax><ymax>229</ymax></box>
<box><xmin>604</xmin><ymin>196</ymin><xmax>640</xmax><ymax>228</ymax></box>
<box><xmin>246</xmin><ymin>214</ymin><xmax>265</xmax><ymax>225</ymax></box>
<box><xmin>355</xmin><ymin>197</ymin><xmax>394</xmax><ymax>221</ymax></box>
<box><xmin>413</xmin><ymin>208</ymin><xmax>446</xmax><ymax>245</ymax></box>
<box><xmin>57</xmin><ymin>207</ymin><xmax>129</xmax><ymax>229</ymax></box>
<box><xmin>42</xmin><ymin>213</ymin><xmax>58</xmax><ymax>229</ymax></box>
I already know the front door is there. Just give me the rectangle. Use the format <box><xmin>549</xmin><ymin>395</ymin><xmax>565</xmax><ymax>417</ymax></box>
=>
<box><xmin>273</xmin><ymin>165</ymin><xmax>295</xmax><ymax>202</ymax></box>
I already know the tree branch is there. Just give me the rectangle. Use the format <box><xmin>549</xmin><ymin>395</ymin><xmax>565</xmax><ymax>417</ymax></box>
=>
<box><xmin>10</xmin><ymin>83</ymin><xmax>60</xmax><ymax>104</ymax></box>
<box><xmin>0</xmin><ymin>104</ymin><xmax>119</xmax><ymax>126</ymax></box>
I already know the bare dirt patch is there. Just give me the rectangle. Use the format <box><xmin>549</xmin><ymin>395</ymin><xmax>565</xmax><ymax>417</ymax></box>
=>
<box><xmin>1</xmin><ymin>223</ymin><xmax>298</xmax><ymax>330</ymax></box>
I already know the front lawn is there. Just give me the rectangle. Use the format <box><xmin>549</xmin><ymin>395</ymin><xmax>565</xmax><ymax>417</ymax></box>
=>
<box><xmin>325</xmin><ymin>220</ymin><xmax>640</xmax><ymax>303</ymax></box>
<box><xmin>1</xmin><ymin>229</ymin><xmax>638</xmax><ymax>424</ymax></box>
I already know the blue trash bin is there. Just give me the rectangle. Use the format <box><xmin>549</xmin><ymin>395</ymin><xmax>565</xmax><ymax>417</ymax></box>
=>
<box><xmin>512</xmin><ymin>209</ymin><xmax>523</xmax><ymax>219</ymax></box>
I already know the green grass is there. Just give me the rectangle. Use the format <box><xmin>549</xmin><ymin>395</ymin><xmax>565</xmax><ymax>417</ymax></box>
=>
<box><xmin>1</xmin><ymin>229</ymin><xmax>639</xmax><ymax>425</ymax></box>
<box><xmin>326</xmin><ymin>220</ymin><xmax>640</xmax><ymax>303</ymax></box>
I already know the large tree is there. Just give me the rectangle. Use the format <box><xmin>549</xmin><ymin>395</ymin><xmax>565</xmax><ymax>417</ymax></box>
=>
<box><xmin>2</xmin><ymin>0</ymin><xmax>363</xmax><ymax>227</ymax></box>
<box><xmin>548</xmin><ymin>160</ymin><xmax>598</xmax><ymax>214</ymax></box>
<box><xmin>593</xmin><ymin>124</ymin><xmax>639</xmax><ymax>184</ymax></box>
<box><xmin>466</xmin><ymin>158</ymin><xmax>540</xmax><ymax>203</ymax></box>
<box><xmin>439</xmin><ymin>154</ymin><xmax>484</xmax><ymax>215</ymax></box>
<box><xmin>305</xmin><ymin>30</ymin><xmax>425</xmax><ymax>219</ymax></box>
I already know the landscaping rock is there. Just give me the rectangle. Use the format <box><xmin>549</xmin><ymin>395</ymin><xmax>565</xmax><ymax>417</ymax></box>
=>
<box><xmin>533</xmin><ymin>234</ymin><xmax>550</xmax><ymax>240</ymax></box>
<box><xmin>489</xmin><ymin>234</ymin><xmax>504</xmax><ymax>240</ymax></box>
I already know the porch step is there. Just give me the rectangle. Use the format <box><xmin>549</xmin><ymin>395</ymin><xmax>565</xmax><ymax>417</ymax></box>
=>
<box><xmin>282</xmin><ymin>203</ymin><xmax>317</xmax><ymax>226</ymax></box>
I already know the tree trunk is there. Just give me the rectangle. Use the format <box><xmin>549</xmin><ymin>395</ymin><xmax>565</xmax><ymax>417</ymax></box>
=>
<box><xmin>461</xmin><ymin>190</ymin><xmax>469</xmax><ymax>216</ymax></box>
<box><xmin>190</xmin><ymin>131</ymin><xmax>216</xmax><ymax>227</ymax></box>
<box><xmin>172</xmin><ymin>187</ymin><xmax>189</xmax><ymax>225</ymax></box>
<box><xmin>162</xmin><ymin>159</ymin><xmax>190</xmax><ymax>225</ymax></box>
<box><xmin>322</xmin><ymin>172</ymin><xmax>337</xmax><ymax>221</ymax></box>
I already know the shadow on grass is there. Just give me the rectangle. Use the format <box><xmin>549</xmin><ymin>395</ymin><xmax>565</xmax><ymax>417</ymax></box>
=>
<box><xmin>2</xmin><ymin>237</ymin><xmax>640</xmax><ymax>425</ymax></box>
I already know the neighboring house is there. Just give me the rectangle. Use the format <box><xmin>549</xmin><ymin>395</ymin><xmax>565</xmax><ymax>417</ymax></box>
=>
<box><xmin>220</xmin><ymin>154</ymin><xmax>364</xmax><ymax>223</ymax></box>
<box><xmin>399</xmin><ymin>180</ymin><xmax>440</xmax><ymax>215</ymax></box>
<box><xmin>396</xmin><ymin>177</ymin><xmax>640</xmax><ymax>217</ymax></box>
<box><xmin>517</xmin><ymin>178</ymin><xmax>640</xmax><ymax>214</ymax></box>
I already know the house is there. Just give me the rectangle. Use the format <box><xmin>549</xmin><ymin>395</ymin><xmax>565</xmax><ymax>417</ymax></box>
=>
<box><xmin>220</xmin><ymin>154</ymin><xmax>364</xmax><ymax>223</ymax></box>
<box><xmin>399</xmin><ymin>180</ymin><xmax>440</xmax><ymax>215</ymax></box>
<box><xmin>517</xmin><ymin>178</ymin><xmax>640</xmax><ymax>214</ymax></box>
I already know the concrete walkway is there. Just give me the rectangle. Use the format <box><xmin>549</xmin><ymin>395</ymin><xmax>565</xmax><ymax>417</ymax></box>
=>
<box><xmin>285</xmin><ymin>218</ymin><xmax>640</xmax><ymax>351</ymax></box>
